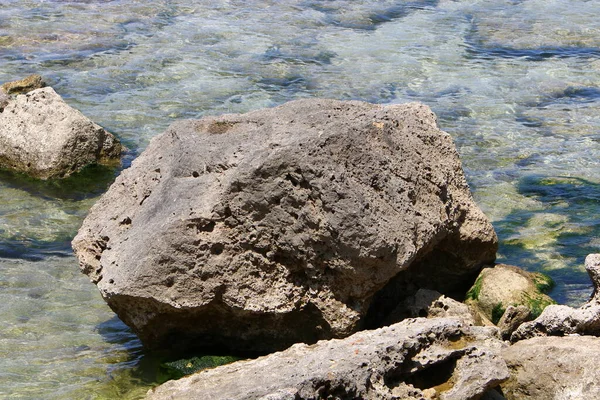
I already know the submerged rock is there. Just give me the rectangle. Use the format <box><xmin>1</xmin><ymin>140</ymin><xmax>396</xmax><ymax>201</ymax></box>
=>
<box><xmin>0</xmin><ymin>87</ymin><xmax>122</xmax><ymax>179</ymax></box>
<box><xmin>501</xmin><ymin>336</ymin><xmax>600</xmax><ymax>399</ymax></box>
<box><xmin>73</xmin><ymin>99</ymin><xmax>497</xmax><ymax>353</ymax></box>
<box><xmin>146</xmin><ymin>317</ymin><xmax>509</xmax><ymax>400</ymax></box>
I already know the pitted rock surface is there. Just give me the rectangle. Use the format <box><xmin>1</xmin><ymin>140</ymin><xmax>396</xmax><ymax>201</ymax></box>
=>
<box><xmin>145</xmin><ymin>318</ymin><xmax>508</xmax><ymax>400</ymax></box>
<box><xmin>73</xmin><ymin>99</ymin><xmax>497</xmax><ymax>352</ymax></box>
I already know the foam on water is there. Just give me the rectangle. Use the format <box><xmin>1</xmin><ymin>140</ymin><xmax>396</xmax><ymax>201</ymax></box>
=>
<box><xmin>1</xmin><ymin>0</ymin><xmax>599</xmax><ymax>397</ymax></box>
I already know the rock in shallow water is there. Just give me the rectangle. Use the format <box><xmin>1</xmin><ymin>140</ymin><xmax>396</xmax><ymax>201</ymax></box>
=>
<box><xmin>145</xmin><ymin>317</ymin><xmax>509</xmax><ymax>400</ymax></box>
<box><xmin>73</xmin><ymin>99</ymin><xmax>497</xmax><ymax>353</ymax></box>
<box><xmin>0</xmin><ymin>87</ymin><xmax>122</xmax><ymax>179</ymax></box>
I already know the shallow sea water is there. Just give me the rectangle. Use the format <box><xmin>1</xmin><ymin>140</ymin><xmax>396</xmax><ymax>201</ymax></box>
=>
<box><xmin>0</xmin><ymin>0</ymin><xmax>599</xmax><ymax>397</ymax></box>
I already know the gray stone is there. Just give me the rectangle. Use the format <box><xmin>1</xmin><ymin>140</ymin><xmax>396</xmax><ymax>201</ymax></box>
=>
<box><xmin>0</xmin><ymin>87</ymin><xmax>122</xmax><ymax>179</ymax></box>
<box><xmin>145</xmin><ymin>317</ymin><xmax>509</xmax><ymax>400</ymax></box>
<box><xmin>501</xmin><ymin>336</ymin><xmax>600</xmax><ymax>399</ymax></box>
<box><xmin>497</xmin><ymin>305</ymin><xmax>530</xmax><ymax>340</ymax></box>
<box><xmin>0</xmin><ymin>89</ymin><xmax>8</xmax><ymax>112</ymax></box>
<box><xmin>510</xmin><ymin>304</ymin><xmax>600</xmax><ymax>342</ymax></box>
<box><xmin>585</xmin><ymin>253</ymin><xmax>600</xmax><ymax>302</ymax></box>
<box><xmin>73</xmin><ymin>99</ymin><xmax>497</xmax><ymax>353</ymax></box>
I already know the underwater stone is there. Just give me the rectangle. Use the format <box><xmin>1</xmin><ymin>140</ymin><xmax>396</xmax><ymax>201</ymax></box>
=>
<box><xmin>0</xmin><ymin>87</ymin><xmax>122</xmax><ymax>179</ymax></box>
<box><xmin>73</xmin><ymin>99</ymin><xmax>497</xmax><ymax>353</ymax></box>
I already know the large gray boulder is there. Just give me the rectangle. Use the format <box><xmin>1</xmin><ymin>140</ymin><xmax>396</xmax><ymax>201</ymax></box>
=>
<box><xmin>73</xmin><ymin>99</ymin><xmax>497</xmax><ymax>353</ymax></box>
<box><xmin>0</xmin><ymin>86</ymin><xmax>122</xmax><ymax>179</ymax></box>
<box><xmin>146</xmin><ymin>317</ymin><xmax>509</xmax><ymax>400</ymax></box>
<box><xmin>501</xmin><ymin>336</ymin><xmax>600</xmax><ymax>399</ymax></box>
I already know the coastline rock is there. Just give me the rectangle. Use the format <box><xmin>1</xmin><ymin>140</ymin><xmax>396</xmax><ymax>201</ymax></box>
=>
<box><xmin>465</xmin><ymin>264</ymin><xmax>555</xmax><ymax>325</ymax></box>
<box><xmin>0</xmin><ymin>90</ymin><xmax>8</xmax><ymax>112</ymax></box>
<box><xmin>73</xmin><ymin>99</ymin><xmax>497</xmax><ymax>353</ymax></box>
<box><xmin>510</xmin><ymin>303</ymin><xmax>600</xmax><ymax>342</ymax></box>
<box><xmin>497</xmin><ymin>305</ymin><xmax>530</xmax><ymax>340</ymax></box>
<box><xmin>511</xmin><ymin>254</ymin><xmax>600</xmax><ymax>342</ymax></box>
<box><xmin>0</xmin><ymin>87</ymin><xmax>122</xmax><ymax>179</ymax></box>
<box><xmin>1</xmin><ymin>74</ymin><xmax>46</xmax><ymax>95</ymax></box>
<box><xmin>585</xmin><ymin>253</ymin><xmax>600</xmax><ymax>302</ymax></box>
<box><xmin>146</xmin><ymin>317</ymin><xmax>509</xmax><ymax>400</ymax></box>
<box><xmin>501</xmin><ymin>336</ymin><xmax>600</xmax><ymax>399</ymax></box>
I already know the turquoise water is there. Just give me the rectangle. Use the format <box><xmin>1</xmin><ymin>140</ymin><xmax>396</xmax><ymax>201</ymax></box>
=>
<box><xmin>1</xmin><ymin>0</ymin><xmax>599</xmax><ymax>397</ymax></box>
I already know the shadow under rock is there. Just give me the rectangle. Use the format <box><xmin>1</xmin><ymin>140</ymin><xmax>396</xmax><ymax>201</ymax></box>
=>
<box><xmin>0</xmin><ymin>163</ymin><xmax>119</xmax><ymax>202</ymax></box>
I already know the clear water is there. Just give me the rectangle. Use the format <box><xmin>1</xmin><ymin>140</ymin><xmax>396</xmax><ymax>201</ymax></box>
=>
<box><xmin>1</xmin><ymin>0</ymin><xmax>599</xmax><ymax>397</ymax></box>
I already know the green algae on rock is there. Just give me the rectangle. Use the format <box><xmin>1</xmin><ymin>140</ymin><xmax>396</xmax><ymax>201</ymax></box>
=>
<box><xmin>466</xmin><ymin>264</ymin><xmax>556</xmax><ymax>325</ymax></box>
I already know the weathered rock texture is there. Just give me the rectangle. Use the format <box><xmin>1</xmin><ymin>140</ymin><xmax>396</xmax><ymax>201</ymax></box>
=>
<box><xmin>146</xmin><ymin>318</ymin><xmax>509</xmax><ymax>400</ymax></box>
<box><xmin>73</xmin><ymin>99</ymin><xmax>497</xmax><ymax>352</ymax></box>
<box><xmin>0</xmin><ymin>87</ymin><xmax>122</xmax><ymax>179</ymax></box>
<box><xmin>497</xmin><ymin>305</ymin><xmax>531</xmax><ymax>340</ymax></box>
<box><xmin>501</xmin><ymin>336</ymin><xmax>600</xmax><ymax>399</ymax></box>
<box><xmin>511</xmin><ymin>254</ymin><xmax>600</xmax><ymax>342</ymax></box>
<box><xmin>465</xmin><ymin>264</ymin><xmax>554</xmax><ymax>325</ymax></box>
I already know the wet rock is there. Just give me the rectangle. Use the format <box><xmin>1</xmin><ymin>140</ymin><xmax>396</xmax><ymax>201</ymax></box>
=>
<box><xmin>511</xmin><ymin>254</ymin><xmax>600</xmax><ymax>342</ymax></box>
<box><xmin>73</xmin><ymin>99</ymin><xmax>497</xmax><ymax>353</ymax></box>
<box><xmin>501</xmin><ymin>336</ymin><xmax>600</xmax><ymax>399</ymax></box>
<box><xmin>0</xmin><ymin>87</ymin><xmax>122</xmax><ymax>179</ymax></box>
<box><xmin>465</xmin><ymin>264</ymin><xmax>555</xmax><ymax>325</ymax></box>
<box><xmin>1</xmin><ymin>74</ymin><xmax>46</xmax><ymax>95</ymax></box>
<box><xmin>384</xmin><ymin>289</ymin><xmax>478</xmax><ymax>326</ymax></box>
<box><xmin>145</xmin><ymin>317</ymin><xmax>509</xmax><ymax>400</ymax></box>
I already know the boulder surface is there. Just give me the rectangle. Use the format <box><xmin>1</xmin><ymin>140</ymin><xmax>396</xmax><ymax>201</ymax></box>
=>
<box><xmin>73</xmin><ymin>99</ymin><xmax>497</xmax><ymax>352</ymax></box>
<box><xmin>146</xmin><ymin>317</ymin><xmax>509</xmax><ymax>400</ymax></box>
<box><xmin>0</xmin><ymin>87</ymin><xmax>122</xmax><ymax>179</ymax></box>
<box><xmin>501</xmin><ymin>336</ymin><xmax>600</xmax><ymax>399</ymax></box>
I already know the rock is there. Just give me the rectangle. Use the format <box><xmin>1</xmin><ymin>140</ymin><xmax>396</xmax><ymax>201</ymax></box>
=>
<box><xmin>145</xmin><ymin>317</ymin><xmax>509</xmax><ymax>400</ymax></box>
<box><xmin>465</xmin><ymin>264</ymin><xmax>555</xmax><ymax>325</ymax></box>
<box><xmin>0</xmin><ymin>87</ymin><xmax>122</xmax><ymax>179</ymax></box>
<box><xmin>497</xmin><ymin>305</ymin><xmax>530</xmax><ymax>341</ymax></box>
<box><xmin>511</xmin><ymin>254</ymin><xmax>600</xmax><ymax>342</ymax></box>
<box><xmin>384</xmin><ymin>288</ymin><xmax>478</xmax><ymax>326</ymax></box>
<box><xmin>0</xmin><ymin>90</ymin><xmax>8</xmax><ymax>112</ymax></box>
<box><xmin>501</xmin><ymin>336</ymin><xmax>600</xmax><ymax>399</ymax></box>
<box><xmin>1</xmin><ymin>74</ymin><xmax>46</xmax><ymax>95</ymax></box>
<box><xmin>73</xmin><ymin>99</ymin><xmax>497</xmax><ymax>353</ymax></box>
<box><xmin>585</xmin><ymin>253</ymin><xmax>600</xmax><ymax>302</ymax></box>
<box><xmin>510</xmin><ymin>304</ymin><xmax>600</xmax><ymax>342</ymax></box>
